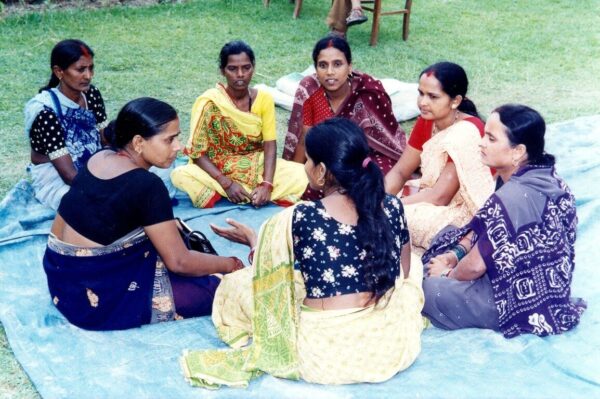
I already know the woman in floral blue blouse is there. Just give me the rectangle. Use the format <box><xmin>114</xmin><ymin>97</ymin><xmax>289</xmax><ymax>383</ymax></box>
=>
<box><xmin>194</xmin><ymin>118</ymin><xmax>425</xmax><ymax>387</ymax></box>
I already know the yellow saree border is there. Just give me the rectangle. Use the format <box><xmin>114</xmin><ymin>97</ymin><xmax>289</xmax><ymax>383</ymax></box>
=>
<box><xmin>180</xmin><ymin>205</ymin><xmax>300</xmax><ymax>389</ymax></box>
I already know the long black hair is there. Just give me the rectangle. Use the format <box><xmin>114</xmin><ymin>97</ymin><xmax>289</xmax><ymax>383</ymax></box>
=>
<box><xmin>305</xmin><ymin>118</ymin><xmax>397</xmax><ymax>301</ymax></box>
<box><xmin>421</xmin><ymin>61</ymin><xmax>479</xmax><ymax>118</ymax></box>
<box><xmin>104</xmin><ymin>97</ymin><xmax>178</xmax><ymax>150</ymax></box>
<box><xmin>40</xmin><ymin>39</ymin><xmax>94</xmax><ymax>93</ymax></box>
<box><xmin>218</xmin><ymin>40</ymin><xmax>255</xmax><ymax>69</ymax></box>
<box><xmin>493</xmin><ymin>104</ymin><xmax>555</xmax><ymax>166</ymax></box>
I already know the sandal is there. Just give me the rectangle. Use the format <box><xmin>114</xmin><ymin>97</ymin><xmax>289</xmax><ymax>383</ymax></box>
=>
<box><xmin>346</xmin><ymin>8</ymin><xmax>368</xmax><ymax>27</ymax></box>
<box><xmin>327</xmin><ymin>29</ymin><xmax>347</xmax><ymax>39</ymax></box>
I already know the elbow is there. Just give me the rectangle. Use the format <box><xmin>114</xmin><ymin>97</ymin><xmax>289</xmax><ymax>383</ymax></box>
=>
<box><xmin>474</xmin><ymin>260</ymin><xmax>487</xmax><ymax>276</ymax></box>
<box><xmin>164</xmin><ymin>254</ymin><xmax>189</xmax><ymax>275</ymax></box>
<box><xmin>430</xmin><ymin>192</ymin><xmax>452</xmax><ymax>206</ymax></box>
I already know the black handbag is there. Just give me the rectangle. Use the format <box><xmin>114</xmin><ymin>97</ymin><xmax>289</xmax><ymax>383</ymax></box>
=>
<box><xmin>176</xmin><ymin>217</ymin><xmax>218</xmax><ymax>255</ymax></box>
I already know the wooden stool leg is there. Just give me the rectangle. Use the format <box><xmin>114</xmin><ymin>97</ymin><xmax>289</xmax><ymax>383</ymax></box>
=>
<box><xmin>403</xmin><ymin>0</ymin><xmax>412</xmax><ymax>41</ymax></box>
<box><xmin>370</xmin><ymin>0</ymin><xmax>382</xmax><ymax>46</ymax></box>
<box><xmin>293</xmin><ymin>0</ymin><xmax>303</xmax><ymax>19</ymax></box>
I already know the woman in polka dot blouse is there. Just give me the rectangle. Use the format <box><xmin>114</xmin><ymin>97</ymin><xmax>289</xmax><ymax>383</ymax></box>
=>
<box><xmin>24</xmin><ymin>39</ymin><xmax>107</xmax><ymax>210</ymax></box>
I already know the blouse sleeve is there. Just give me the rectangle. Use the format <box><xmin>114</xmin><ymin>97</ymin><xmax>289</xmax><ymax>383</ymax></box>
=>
<box><xmin>29</xmin><ymin>107</ymin><xmax>68</xmax><ymax>160</ymax></box>
<box><xmin>256</xmin><ymin>91</ymin><xmax>277</xmax><ymax>141</ymax></box>
<box><xmin>138</xmin><ymin>174</ymin><xmax>174</xmax><ymax>227</ymax></box>
<box><xmin>386</xmin><ymin>195</ymin><xmax>410</xmax><ymax>247</ymax></box>
<box><xmin>407</xmin><ymin>117</ymin><xmax>432</xmax><ymax>151</ymax></box>
<box><xmin>86</xmin><ymin>85</ymin><xmax>108</xmax><ymax>130</ymax></box>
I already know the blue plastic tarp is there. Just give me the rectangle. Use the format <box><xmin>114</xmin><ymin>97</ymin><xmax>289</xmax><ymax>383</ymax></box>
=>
<box><xmin>1</xmin><ymin>116</ymin><xmax>599</xmax><ymax>398</ymax></box>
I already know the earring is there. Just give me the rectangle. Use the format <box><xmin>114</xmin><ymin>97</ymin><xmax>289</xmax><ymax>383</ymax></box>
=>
<box><xmin>316</xmin><ymin>176</ymin><xmax>326</xmax><ymax>187</ymax></box>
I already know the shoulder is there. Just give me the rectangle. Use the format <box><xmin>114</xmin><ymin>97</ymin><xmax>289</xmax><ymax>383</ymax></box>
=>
<box><xmin>383</xmin><ymin>194</ymin><xmax>403</xmax><ymax>214</ymax></box>
<box><xmin>254</xmin><ymin>89</ymin><xmax>275</xmax><ymax>107</ymax></box>
<box><xmin>464</xmin><ymin>116</ymin><xmax>485</xmax><ymax>136</ymax></box>
<box><xmin>294</xmin><ymin>201</ymin><xmax>317</xmax><ymax>213</ymax></box>
<box><xmin>293</xmin><ymin>201</ymin><xmax>317</xmax><ymax>218</ymax></box>
<box><xmin>136</xmin><ymin>169</ymin><xmax>165</xmax><ymax>187</ymax></box>
<box><xmin>197</xmin><ymin>87</ymin><xmax>220</xmax><ymax>102</ymax></box>
<box><xmin>354</xmin><ymin>71</ymin><xmax>384</xmax><ymax>88</ymax></box>
<box><xmin>446</xmin><ymin>119</ymin><xmax>482</xmax><ymax>141</ymax></box>
<box><xmin>86</xmin><ymin>85</ymin><xmax>103</xmax><ymax>98</ymax></box>
<box><xmin>120</xmin><ymin>169</ymin><xmax>170</xmax><ymax>204</ymax></box>
<box><xmin>33</xmin><ymin>106</ymin><xmax>59</xmax><ymax>122</ymax></box>
<box><xmin>25</xmin><ymin>90</ymin><xmax>52</xmax><ymax>116</ymax></box>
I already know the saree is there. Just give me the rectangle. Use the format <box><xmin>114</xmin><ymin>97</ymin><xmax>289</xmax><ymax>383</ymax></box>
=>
<box><xmin>405</xmin><ymin>120</ymin><xmax>494</xmax><ymax>252</ymax></box>
<box><xmin>43</xmin><ymin>228</ymin><xmax>176</xmax><ymax>330</ymax></box>
<box><xmin>422</xmin><ymin>165</ymin><xmax>586</xmax><ymax>338</ymax></box>
<box><xmin>24</xmin><ymin>88</ymin><xmax>103</xmax><ymax>209</ymax></box>
<box><xmin>180</xmin><ymin>205</ymin><xmax>425</xmax><ymax>388</ymax></box>
<box><xmin>283</xmin><ymin>71</ymin><xmax>407</xmax><ymax>165</ymax></box>
<box><xmin>172</xmin><ymin>85</ymin><xmax>307</xmax><ymax>208</ymax></box>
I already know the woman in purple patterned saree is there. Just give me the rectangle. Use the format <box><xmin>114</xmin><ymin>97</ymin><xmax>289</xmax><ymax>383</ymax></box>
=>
<box><xmin>422</xmin><ymin>104</ymin><xmax>586</xmax><ymax>338</ymax></box>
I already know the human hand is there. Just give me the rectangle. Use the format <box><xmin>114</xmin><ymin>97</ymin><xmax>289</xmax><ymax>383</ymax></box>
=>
<box><xmin>250</xmin><ymin>184</ymin><xmax>272</xmax><ymax>207</ymax></box>
<box><xmin>210</xmin><ymin>218</ymin><xmax>257</xmax><ymax>248</ymax></box>
<box><xmin>225</xmin><ymin>182</ymin><xmax>252</xmax><ymax>204</ymax></box>
<box><xmin>435</xmin><ymin>252</ymin><xmax>458</xmax><ymax>268</ymax></box>
<box><xmin>427</xmin><ymin>254</ymin><xmax>452</xmax><ymax>277</ymax></box>
<box><xmin>226</xmin><ymin>257</ymin><xmax>245</xmax><ymax>273</ymax></box>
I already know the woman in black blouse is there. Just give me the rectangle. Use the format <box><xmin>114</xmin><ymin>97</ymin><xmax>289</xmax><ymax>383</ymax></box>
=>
<box><xmin>24</xmin><ymin>39</ymin><xmax>107</xmax><ymax>210</ymax></box>
<box><xmin>44</xmin><ymin>97</ymin><xmax>244</xmax><ymax>331</ymax></box>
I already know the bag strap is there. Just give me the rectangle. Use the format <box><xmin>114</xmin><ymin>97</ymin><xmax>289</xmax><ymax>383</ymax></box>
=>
<box><xmin>45</xmin><ymin>89</ymin><xmax>64</xmax><ymax>122</ymax></box>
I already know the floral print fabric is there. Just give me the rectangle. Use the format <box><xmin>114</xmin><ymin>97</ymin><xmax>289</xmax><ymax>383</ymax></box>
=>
<box><xmin>292</xmin><ymin>195</ymin><xmax>409</xmax><ymax>298</ymax></box>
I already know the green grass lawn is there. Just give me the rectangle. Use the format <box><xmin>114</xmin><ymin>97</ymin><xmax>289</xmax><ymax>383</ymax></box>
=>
<box><xmin>1</xmin><ymin>0</ymin><xmax>599</xmax><ymax>396</ymax></box>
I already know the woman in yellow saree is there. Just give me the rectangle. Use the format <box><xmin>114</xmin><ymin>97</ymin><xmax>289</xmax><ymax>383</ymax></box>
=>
<box><xmin>171</xmin><ymin>41</ymin><xmax>307</xmax><ymax>208</ymax></box>
<box><xmin>180</xmin><ymin>118</ymin><xmax>424</xmax><ymax>388</ymax></box>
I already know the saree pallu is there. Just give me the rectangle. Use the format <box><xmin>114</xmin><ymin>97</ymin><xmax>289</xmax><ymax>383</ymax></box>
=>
<box><xmin>283</xmin><ymin>72</ymin><xmax>407</xmax><ymax>163</ymax></box>
<box><xmin>173</xmin><ymin>86</ymin><xmax>307</xmax><ymax>208</ymax></box>
<box><xmin>28</xmin><ymin>162</ymin><xmax>71</xmax><ymax>211</ymax></box>
<box><xmin>180</xmin><ymin>205</ymin><xmax>424</xmax><ymax>388</ymax></box>
<box><xmin>44</xmin><ymin>229</ymin><xmax>176</xmax><ymax>330</ymax></box>
<box><xmin>423</xmin><ymin>165</ymin><xmax>586</xmax><ymax>338</ymax></box>
<box><xmin>405</xmin><ymin>120</ymin><xmax>494</xmax><ymax>253</ymax></box>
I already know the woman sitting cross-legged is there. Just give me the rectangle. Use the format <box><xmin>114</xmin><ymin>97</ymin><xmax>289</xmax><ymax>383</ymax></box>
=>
<box><xmin>180</xmin><ymin>118</ymin><xmax>424</xmax><ymax>388</ymax></box>
<box><xmin>171</xmin><ymin>40</ymin><xmax>308</xmax><ymax>208</ymax></box>
<box><xmin>385</xmin><ymin>61</ymin><xmax>495</xmax><ymax>253</ymax></box>
<box><xmin>422</xmin><ymin>104</ymin><xmax>586</xmax><ymax>338</ymax></box>
<box><xmin>43</xmin><ymin>98</ymin><xmax>244</xmax><ymax>331</ymax></box>
<box><xmin>283</xmin><ymin>36</ymin><xmax>406</xmax><ymax>179</ymax></box>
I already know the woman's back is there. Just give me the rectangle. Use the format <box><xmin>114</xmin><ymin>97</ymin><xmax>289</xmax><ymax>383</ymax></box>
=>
<box><xmin>292</xmin><ymin>195</ymin><xmax>408</xmax><ymax>302</ymax></box>
<box><xmin>58</xmin><ymin>151</ymin><xmax>173</xmax><ymax>246</ymax></box>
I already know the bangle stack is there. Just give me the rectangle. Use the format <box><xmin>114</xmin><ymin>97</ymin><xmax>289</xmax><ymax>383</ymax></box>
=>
<box><xmin>451</xmin><ymin>244</ymin><xmax>467</xmax><ymax>262</ymax></box>
<box><xmin>229</xmin><ymin>256</ymin><xmax>244</xmax><ymax>272</ymax></box>
<box><xmin>259</xmin><ymin>181</ymin><xmax>274</xmax><ymax>192</ymax></box>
